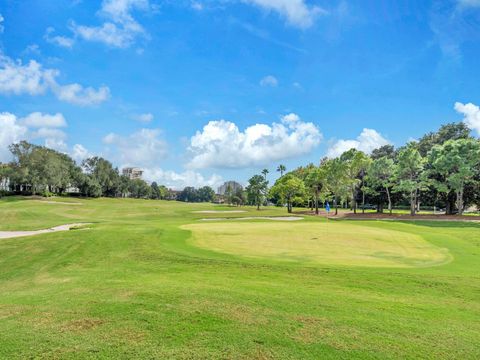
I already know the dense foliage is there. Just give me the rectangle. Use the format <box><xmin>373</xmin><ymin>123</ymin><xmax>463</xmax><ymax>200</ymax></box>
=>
<box><xmin>0</xmin><ymin>141</ymin><xmax>165</xmax><ymax>200</ymax></box>
<box><xmin>265</xmin><ymin>122</ymin><xmax>480</xmax><ymax>215</ymax></box>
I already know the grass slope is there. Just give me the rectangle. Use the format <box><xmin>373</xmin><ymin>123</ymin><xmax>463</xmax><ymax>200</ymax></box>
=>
<box><xmin>0</xmin><ymin>197</ymin><xmax>479</xmax><ymax>359</ymax></box>
<box><xmin>182</xmin><ymin>222</ymin><xmax>451</xmax><ymax>267</ymax></box>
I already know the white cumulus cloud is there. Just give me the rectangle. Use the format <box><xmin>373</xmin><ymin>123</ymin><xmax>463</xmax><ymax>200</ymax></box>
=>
<box><xmin>21</xmin><ymin>112</ymin><xmax>67</xmax><ymax>128</ymax></box>
<box><xmin>143</xmin><ymin>168</ymin><xmax>223</xmax><ymax>190</ymax></box>
<box><xmin>243</xmin><ymin>0</ymin><xmax>327</xmax><ymax>29</ymax></box>
<box><xmin>72</xmin><ymin>0</ymin><xmax>150</xmax><ymax>48</ymax></box>
<box><xmin>103</xmin><ymin>128</ymin><xmax>168</xmax><ymax>166</ymax></box>
<box><xmin>52</xmin><ymin>82</ymin><xmax>110</xmax><ymax>106</ymax></box>
<box><xmin>0</xmin><ymin>111</ymin><xmax>77</xmax><ymax>158</ymax></box>
<box><xmin>0</xmin><ymin>111</ymin><xmax>96</xmax><ymax>162</ymax></box>
<box><xmin>0</xmin><ymin>112</ymin><xmax>28</xmax><ymax>162</ymax></box>
<box><xmin>0</xmin><ymin>53</ymin><xmax>110</xmax><ymax>106</ymax></box>
<box><xmin>44</xmin><ymin>27</ymin><xmax>75</xmax><ymax>48</ymax></box>
<box><xmin>327</xmin><ymin>128</ymin><xmax>390</xmax><ymax>158</ymax></box>
<box><xmin>187</xmin><ymin>113</ymin><xmax>322</xmax><ymax>169</ymax></box>
<box><xmin>71</xmin><ymin>144</ymin><xmax>91</xmax><ymax>164</ymax></box>
<box><xmin>455</xmin><ymin>102</ymin><xmax>480</xmax><ymax>135</ymax></box>
<box><xmin>0</xmin><ymin>56</ymin><xmax>56</xmax><ymax>95</ymax></box>
<box><xmin>260</xmin><ymin>75</ymin><xmax>278</xmax><ymax>87</ymax></box>
<box><xmin>36</xmin><ymin>130</ymin><xmax>68</xmax><ymax>152</ymax></box>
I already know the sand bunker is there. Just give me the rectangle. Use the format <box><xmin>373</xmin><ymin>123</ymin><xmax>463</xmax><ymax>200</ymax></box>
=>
<box><xmin>201</xmin><ymin>216</ymin><xmax>303</xmax><ymax>221</ymax></box>
<box><xmin>193</xmin><ymin>210</ymin><xmax>247</xmax><ymax>214</ymax></box>
<box><xmin>0</xmin><ymin>223</ymin><xmax>91</xmax><ymax>240</ymax></box>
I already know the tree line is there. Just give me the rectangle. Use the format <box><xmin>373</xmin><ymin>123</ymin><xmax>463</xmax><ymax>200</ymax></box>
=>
<box><xmin>2</xmin><ymin>122</ymin><xmax>479</xmax><ymax>215</ymax></box>
<box><xmin>0</xmin><ymin>141</ymin><xmax>191</xmax><ymax>201</ymax></box>
<box><xmin>245</xmin><ymin>122</ymin><xmax>480</xmax><ymax>215</ymax></box>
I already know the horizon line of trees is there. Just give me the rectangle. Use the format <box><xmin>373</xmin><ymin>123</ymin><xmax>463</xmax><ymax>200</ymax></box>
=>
<box><xmin>2</xmin><ymin>121</ymin><xmax>480</xmax><ymax>215</ymax></box>
<box><xmin>0</xmin><ymin>141</ymin><xmax>217</xmax><ymax>202</ymax></box>
<box><xmin>245</xmin><ymin>122</ymin><xmax>480</xmax><ymax>216</ymax></box>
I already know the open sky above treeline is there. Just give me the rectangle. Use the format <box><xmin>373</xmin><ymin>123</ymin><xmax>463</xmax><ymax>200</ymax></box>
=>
<box><xmin>1</xmin><ymin>0</ymin><xmax>480</xmax><ymax>189</ymax></box>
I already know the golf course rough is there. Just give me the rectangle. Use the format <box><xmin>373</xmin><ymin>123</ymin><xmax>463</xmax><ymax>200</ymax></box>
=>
<box><xmin>0</xmin><ymin>197</ymin><xmax>479</xmax><ymax>359</ymax></box>
<box><xmin>183</xmin><ymin>221</ymin><xmax>452</xmax><ymax>267</ymax></box>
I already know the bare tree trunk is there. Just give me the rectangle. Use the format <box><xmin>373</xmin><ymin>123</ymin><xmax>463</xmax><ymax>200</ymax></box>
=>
<box><xmin>410</xmin><ymin>191</ymin><xmax>416</xmax><ymax>216</ymax></box>
<box><xmin>416</xmin><ymin>189</ymin><xmax>420</xmax><ymax>213</ymax></box>
<box><xmin>315</xmin><ymin>189</ymin><xmax>319</xmax><ymax>215</ymax></box>
<box><xmin>362</xmin><ymin>191</ymin><xmax>365</xmax><ymax>214</ymax></box>
<box><xmin>353</xmin><ymin>188</ymin><xmax>357</xmax><ymax>214</ymax></box>
<box><xmin>386</xmin><ymin>187</ymin><xmax>392</xmax><ymax>215</ymax></box>
<box><xmin>457</xmin><ymin>188</ymin><xmax>464</xmax><ymax>215</ymax></box>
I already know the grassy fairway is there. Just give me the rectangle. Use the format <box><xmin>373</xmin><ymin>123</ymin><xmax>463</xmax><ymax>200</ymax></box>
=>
<box><xmin>183</xmin><ymin>222</ymin><xmax>451</xmax><ymax>267</ymax></box>
<box><xmin>0</xmin><ymin>197</ymin><xmax>479</xmax><ymax>359</ymax></box>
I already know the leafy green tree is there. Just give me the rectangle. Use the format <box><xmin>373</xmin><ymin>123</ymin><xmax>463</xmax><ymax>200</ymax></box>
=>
<box><xmin>77</xmin><ymin>173</ymin><xmax>102</xmax><ymax>198</ymax></box>
<box><xmin>9</xmin><ymin>141</ymin><xmax>78</xmax><ymax>195</ymax></box>
<box><xmin>417</xmin><ymin>122</ymin><xmax>471</xmax><ymax>157</ymax></box>
<box><xmin>158</xmin><ymin>185</ymin><xmax>168</xmax><ymax>200</ymax></box>
<box><xmin>246</xmin><ymin>174</ymin><xmax>268</xmax><ymax>210</ymax></box>
<box><xmin>150</xmin><ymin>182</ymin><xmax>161</xmax><ymax>199</ymax></box>
<box><xmin>394</xmin><ymin>146</ymin><xmax>426</xmax><ymax>216</ymax></box>
<box><xmin>82</xmin><ymin>157</ymin><xmax>119</xmax><ymax>197</ymax></box>
<box><xmin>178</xmin><ymin>187</ymin><xmax>197</xmax><ymax>202</ymax></box>
<box><xmin>323</xmin><ymin>158</ymin><xmax>349</xmax><ymax>215</ymax></box>
<box><xmin>304</xmin><ymin>166</ymin><xmax>326</xmax><ymax>215</ymax></box>
<box><xmin>232</xmin><ymin>188</ymin><xmax>246</xmax><ymax>206</ymax></box>
<box><xmin>0</xmin><ymin>163</ymin><xmax>12</xmax><ymax>195</ymax></box>
<box><xmin>118</xmin><ymin>175</ymin><xmax>131</xmax><ymax>198</ymax></box>
<box><xmin>129</xmin><ymin>179</ymin><xmax>151</xmax><ymax>199</ymax></box>
<box><xmin>340</xmin><ymin>149</ymin><xmax>371</xmax><ymax>213</ymax></box>
<box><xmin>197</xmin><ymin>186</ymin><xmax>215</xmax><ymax>202</ymax></box>
<box><xmin>261</xmin><ymin>168</ymin><xmax>269</xmax><ymax>180</ymax></box>
<box><xmin>428</xmin><ymin>139</ymin><xmax>480</xmax><ymax>214</ymax></box>
<box><xmin>225</xmin><ymin>184</ymin><xmax>234</xmax><ymax>205</ymax></box>
<box><xmin>367</xmin><ymin>157</ymin><xmax>396</xmax><ymax>214</ymax></box>
<box><xmin>276</xmin><ymin>164</ymin><xmax>286</xmax><ymax>177</ymax></box>
<box><xmin>415</xmin><ymin>122</ymin><xmax>473</xmax><ymax>213</ymax></box>
<box><xmin>371</xmin><ymin>145</ymin><xmax>396</xmax><ymax>160</ymax></box>
<box><xmin>270</xmin><ymin>174</ymin><xmax>306</xmax><ymax>213</ymax></box>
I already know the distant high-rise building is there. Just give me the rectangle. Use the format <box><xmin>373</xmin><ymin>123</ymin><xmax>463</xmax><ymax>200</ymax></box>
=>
<box><xmin>122</xmin><ymin>167</ymin><xmax>143</xmax><ymax>180</ymax></box>
<box><xmin>217</xmin><ymin>181</ymin><xmax>243</xmax><ymax>195</ymax></box>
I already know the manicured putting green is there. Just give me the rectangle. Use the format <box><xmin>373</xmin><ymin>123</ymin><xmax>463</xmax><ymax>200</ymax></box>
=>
<box><xmin>183</xmin><ymin>221</ymin><xmax>451</xmax><ymax>268</ymax></box>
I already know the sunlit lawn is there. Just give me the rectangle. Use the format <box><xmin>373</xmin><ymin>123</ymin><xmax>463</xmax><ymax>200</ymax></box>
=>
<box><xmin>0</xmin><ymin>196</ymin><xmax>479</xmax><ymax>359</ymax></box>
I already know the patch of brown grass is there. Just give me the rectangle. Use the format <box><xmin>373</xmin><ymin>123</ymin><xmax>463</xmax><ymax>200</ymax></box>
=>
<box><xmin>291</xmin><ymin>315</ymin><xmax>361</xmax><ymax>350</ymax></box>
<box><xmin>61</xmin><ymin>318</ymin><xmax>105</xmax><ymax>332</ymax></box>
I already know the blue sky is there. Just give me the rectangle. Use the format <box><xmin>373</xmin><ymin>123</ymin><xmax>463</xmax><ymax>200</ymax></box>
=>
<box><xmin>1</xmin><ymin>0</ymin><xmax>480</xmax><ymax>189</ymax></box>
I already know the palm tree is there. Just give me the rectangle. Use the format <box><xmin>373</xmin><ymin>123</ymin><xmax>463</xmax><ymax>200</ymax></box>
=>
<box><xmin>276</xmin><ymin>164</ymin><xmax>286</xmax><ymax>177</ymax></box>
<box><xmin>261</xmin><ymin>168</ymin><xmax>269</xmax><ymax>180</ymax></box>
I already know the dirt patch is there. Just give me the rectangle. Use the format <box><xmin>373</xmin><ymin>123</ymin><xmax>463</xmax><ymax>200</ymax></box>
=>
<box><xmin>0</xmin><ymin>223</ymin><xmax>92</xmax><ymax>240</ymax></box>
